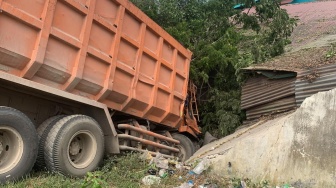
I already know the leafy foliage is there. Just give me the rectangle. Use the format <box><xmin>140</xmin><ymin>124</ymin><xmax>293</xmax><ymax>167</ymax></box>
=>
<box><xmin>131</xmin><ymin>0</ymin><xmax>296</xmax><ymax>137</ymax></box>
<box><xmin>81</xmin><ymin>171</ymin><xmax>107</xmax><ymax>188</ymax></box>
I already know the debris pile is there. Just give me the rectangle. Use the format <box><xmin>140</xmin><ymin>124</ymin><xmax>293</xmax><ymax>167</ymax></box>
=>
<box><xmin>139</xmin><ymin>151</ymin><xmax>215</xmax><ymax>188</ymax></box>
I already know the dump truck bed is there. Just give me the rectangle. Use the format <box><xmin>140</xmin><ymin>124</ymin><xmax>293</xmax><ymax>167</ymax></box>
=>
<box><xmin>0</xmin><ymin>0</ymin><xmax>192</xmax><ymax>128</ymax></box>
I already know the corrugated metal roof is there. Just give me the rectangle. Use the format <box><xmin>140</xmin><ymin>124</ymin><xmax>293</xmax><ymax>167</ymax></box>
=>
<box><xmin>246</xmin><ymin>97</ymin><xmax>296</xmax><ymax>120</ymax></box>
<box><xmin>241</xmin><ymin>75</ymin><xmax>296</xmax><ymax>109</ymax></box>
<box><xmin>297</xmin><ymin>63</ymin><xmax>336</xmax><ymax>78</ymax></box>
<box><xmin>295</xmin><ymin>64</ymin><xmax>336</xmax><ymax>105</ymax></box>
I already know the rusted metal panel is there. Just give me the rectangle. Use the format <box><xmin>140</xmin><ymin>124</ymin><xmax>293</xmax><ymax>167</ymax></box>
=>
<box><xmin>295</xmin><ymin>65</ymin><xmax>336</xmax><ymax>106</ymax></box>
<box><xmin>297</xmin><ymin>64</ymin><xmax>336</xmax><ymax>79</ymax></box>
<box><xmin>241</xmin><ymin>75</ymin><xmax>296</xmax><ymax>110</ymax></box>
<box><xmin>0</xmin><ymin>0</ymin><xmax>192</xmax><ymax>128</ymax></box>
<box><xmin>246</xmin><ymin>97</ymin><xmax>296</xmax><ymax>120</ymax></box>
<box><xmin>243</xmin><ymin>63</ymin><xmax>336</xmax><ymax>120</ymax></box>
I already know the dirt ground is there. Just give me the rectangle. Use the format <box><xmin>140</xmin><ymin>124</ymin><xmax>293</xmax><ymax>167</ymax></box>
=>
<box><xmin>257</xmin><ymin>46</ymin><xmax>336</xmax><ymax>71</ymax></box>
<box><xmin>249</xmin><ymin>1</ymin><xmax>336</xmax><ymax>72</ymax></box>
<box><xmin>285</xmin><ymin>1</ymin><xmax>336</xmax><ymax>51</ymax></box>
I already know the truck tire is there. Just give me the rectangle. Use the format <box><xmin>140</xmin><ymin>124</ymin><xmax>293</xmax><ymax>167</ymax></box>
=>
<box><xmin>0</xmin><ymin>106</ymin><xmax>38</xmax><ymax>183</ymax></box>
<box><xmin>172</xmin><ymin>134</ymin><xmax>195</xmax><ymax>162</ymax></box>
<box><xmin>44</xmin><ymin>115</ymin><xmax>104</xmax><ymax>177</ymax></box>
<box><xmin>35</xmin><ymin>115</ymin><xmax>65</xmax><ymax>170</ymax></box>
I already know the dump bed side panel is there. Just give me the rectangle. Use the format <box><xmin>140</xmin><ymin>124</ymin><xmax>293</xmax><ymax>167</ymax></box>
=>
<box><xmin>0</xmin><ymin>0</ymin><xmax>192</xmax><ymax>128</ymax></box>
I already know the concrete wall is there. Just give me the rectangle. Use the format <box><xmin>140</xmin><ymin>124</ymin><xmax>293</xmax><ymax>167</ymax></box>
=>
<box><xmin>190</xmin><ymin>89</ymin><xmax>336</xmax><ymax>187</ymax></box>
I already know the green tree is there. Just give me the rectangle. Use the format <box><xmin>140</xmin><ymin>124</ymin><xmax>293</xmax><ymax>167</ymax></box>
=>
<box><xmin>131</xmin><ymin>0</ymin><xmax>296</xmax><ymax>137</ymax></box>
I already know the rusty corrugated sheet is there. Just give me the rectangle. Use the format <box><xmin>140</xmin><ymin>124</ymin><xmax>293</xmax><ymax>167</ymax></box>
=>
<box><xmin>241</xmin><ymin>75</ymin><xmax>296</xmax><ymax>109</ymax></box>
<box><xmin>243</xmin><ymin>64</ymin><xmax>336</xmax><ymax>119</ymax></box>
<box><xmin>297</xmin><ymin>64</ymin><xmax>336</xmax><ymax>78</ymax></box>
<box><xmin>295</xmin><ymin>64</ymin><xmax>336</xmax><ymax>106</ymax></box>
<box><xmin>246</xmin><ymin>97</ymin><xmax>296</xmax><ymax>120</ymax></box>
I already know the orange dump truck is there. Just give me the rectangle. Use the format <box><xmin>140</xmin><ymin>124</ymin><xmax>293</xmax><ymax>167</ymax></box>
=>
<box><xmin>0</xmin><ymin>0</ymin><xmax>201</xmax><ymax>182</ymax></box>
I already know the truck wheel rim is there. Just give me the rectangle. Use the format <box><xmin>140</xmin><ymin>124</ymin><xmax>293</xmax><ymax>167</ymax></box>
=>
<box><xmin>67</xmin><ymin>131</ymin><xmax>97</xmax><ymax>169</ymax></box>
<box><xmin>0</xmin><ymin>126</ymin><xmax>24</xmax><ymax>173</ymax></box>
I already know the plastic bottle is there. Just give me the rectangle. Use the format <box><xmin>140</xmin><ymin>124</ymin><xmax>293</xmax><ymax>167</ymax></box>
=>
<box><xmin>192</xmin><ymin>158</ymin><xmax>210</xmax><ymax>174</ymax></box>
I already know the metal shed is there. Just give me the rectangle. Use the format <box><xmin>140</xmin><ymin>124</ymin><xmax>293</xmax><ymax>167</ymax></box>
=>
<box><xmin>241</xmin><ymin>58</ymin><xmax>336</xmax><ymax>122</ymax></box>
<box><xmin>241</xmin><ymin>68</ymin><xmax>297</xmax><ymax>121</ymax></box>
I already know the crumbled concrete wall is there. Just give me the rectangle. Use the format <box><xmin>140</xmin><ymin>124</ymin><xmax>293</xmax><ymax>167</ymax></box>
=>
<box><xmin>190</xmin><ymin>88</ymin><xmax>336</xmax><ymax>187</ymax></box>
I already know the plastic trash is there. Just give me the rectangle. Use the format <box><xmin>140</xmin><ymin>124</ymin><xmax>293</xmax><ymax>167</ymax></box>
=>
<box><xmin>151</xmin><ymin>153</ymin><xmax>169</xmax><ymax>169</ymax></box>
<box><xmin>175</xmin><ymin>182</ymin><xmax>193</xmax><ymax>188</ymax></box>
<box><xmin>141</xmin><ymin>175</ymin><xmax>161</xmax><ymax>186</ymax></box>
<box><xmin>147</xmin><ymin>168</ymin><xmax>157</xmax><ymax>175</ymax></box>
<box><xmin>168</xmin><ymin>169</ymin><xmax>175</xmax><ymax>175</ymax></box>
<box><xmin>283</xmin><ymin>184</ymin><xmax>290</xmax><ymax>188</ymax></box>
<box><xmin>241</xmin><ymin>180</ymin><xmax>247</xmax><ymax>188</ymax></box>
<box><xmin>159</xmin><ymin>169</ymin><xmax>168</xmax><ymax>178</ymax></box>
<box><xmin>175</xmin><ymin>162</ymin><xmax>183</xmax><ymax>169</ymax></box>
<box><xmin>199</xmin><ymin>184</ymin><xmax>218</xmax><ymax>188</ymax></box>
<box><xmin>140</xmin><ymin>150</ymin><xmax>153</xmax><ymax>161</ymax></box>
<box><xmin>192</xmin><ymin>158</ymin><xmax>211</xmax><ymax>174</ymax></box>
<box><xmin>169</xmin><ymin>159</ymin><xmax>179</xmax><ymax>165</ymax></box>
<box><xmin>188</xmin><ymin>170</ymin><xmax>196</xmax><ymax>176</ymax></box>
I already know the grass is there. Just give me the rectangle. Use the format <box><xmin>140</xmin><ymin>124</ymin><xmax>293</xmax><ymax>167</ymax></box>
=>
<box><xmin>3</xmin><ymin>153</ymin><xmax>149</xmax><ymax>188</ymax></box>
<box><xmin>1</xmin><ymin>152</ymin><xmax>284</xmax><ymax>188</ymax></box>
<box><xmin>3</xmin><ymin>173</ymin><xmax>80</xmax><ymax>188</ymax></box>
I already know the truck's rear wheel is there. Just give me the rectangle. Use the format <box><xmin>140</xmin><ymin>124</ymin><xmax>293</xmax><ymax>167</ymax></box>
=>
<box><xmin>35</xmin><ymin>115</ymin><xmax>65</xmax><ymax>170</ymax></box>
<box><xmin>44</xmin><ymin>115</ymin><xmax>104</xmax><ymax>177</ymax></box>
<box><xmin>0</xmin><ymin>107</ymin><xmax>38</xmax><ymax>183</ymax></box>
<box><xmin>172</xmin><ymin>134</ymin><xmax>195</xmax><ymax>162</ymax></box>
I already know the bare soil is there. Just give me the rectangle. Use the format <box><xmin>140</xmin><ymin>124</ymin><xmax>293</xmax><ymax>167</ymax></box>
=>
<box><xmin>257</xmin><ymin>46</ymin><xmax>336</xmax><ymax>72</ymax></box>
<box><xmin>251</xmin><ymin>1</ymin><xmax>336</xmax><ymax>72</ymax></box>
